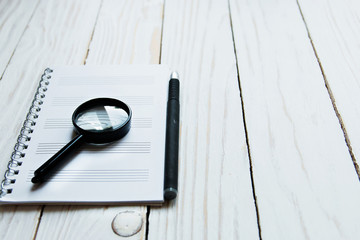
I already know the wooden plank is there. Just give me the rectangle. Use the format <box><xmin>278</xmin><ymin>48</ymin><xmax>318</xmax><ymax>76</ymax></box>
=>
<box><xmin>148</xmin><ymin>1</ymin><xmax>259</xmax><ymax>239</ymax></box>
<box><xmin>0</xmin><ymin>0</ymin><xmax>39</xmax><ymax>77</ymax></box>
<box><xmin>0</xmin><ymin>0</ymin><xmax>101</xmax><ymax>239</ymax></box>
<box><xmin>84</xmin><ymin>0</ymin><xmax>162</xmax><ymax>65</ymax></box>
<box><xmin>229</xmin><ymin>0</ymin><xmax>360</xmax><ymax>239</ymax></box>
<box><xmin>297</xmin><ymin>0</ymin><xmax>360</xmax><ymax>175</ymax></box>
<box><xmin>0</xmin><ymin>205</ymin><xmax>42</xmax><ymax>240</ymax></box>
<box><xmin>36</xmin><ymin>206</ymin><xmax>147</xmax><ymax>240</ymax></box>
<box><xmin>35</xmin><ymin>0</ymin><xmax>164</xmax><ymax>239</ymax></box>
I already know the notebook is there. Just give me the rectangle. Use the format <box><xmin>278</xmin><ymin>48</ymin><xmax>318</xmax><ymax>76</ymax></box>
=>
<box><xmin>0</xmin><ymin>65</ymin><xmax>170</xmax><ymax>204</ymax></box>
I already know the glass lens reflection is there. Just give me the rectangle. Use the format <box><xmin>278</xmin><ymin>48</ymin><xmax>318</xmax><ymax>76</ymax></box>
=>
<box><xmin>75</xmin><ymin>105</ymin><xmax>129</xmax><ymax>131</ymax></box>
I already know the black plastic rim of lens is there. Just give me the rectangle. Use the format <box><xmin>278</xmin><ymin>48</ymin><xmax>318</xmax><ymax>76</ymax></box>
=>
<box><xmin>72</xmin><ymin>98</ymin><xmax>132</xmax><ymax>144</ymax></box>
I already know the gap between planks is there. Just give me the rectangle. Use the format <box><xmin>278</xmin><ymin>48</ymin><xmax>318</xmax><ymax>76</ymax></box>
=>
<box><xmin>158</xmin><ymin>0</ymin><xmax>166</xmax><ymax>65</ymax></box>
<box><xmin>83</xmin><ymin>0</ymin><xmax>104</xmax><ymax>65</ymax></box>
<box><xmin>296</xmin><ymin>0</ymin><xmax>360</xmax><ymax>180</ymax></box>
<box><xmin>145</xmin><ymin>205</ymin><xmax>151</xmax><ymax>240</ymax></box>
<box><xmin>227</xmin><ymin>0</ymin><xmax>262</xmax><ymax>239</ymax></box>
<box><xmin>32</xmin><ymin>205</ymin><xmax>45</xmax><ymax>240</ymax></box>
<box><xmin>146</xmin><ymin>1</ymin><xmax>166</xmax><ymax>238</ymax></box>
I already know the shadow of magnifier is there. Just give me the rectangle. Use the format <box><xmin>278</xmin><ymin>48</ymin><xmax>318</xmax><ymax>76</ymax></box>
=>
<box><xmin>31</xmin><ymin>98</ymin><xmax>132</xmax><ymax>184</ymax></box>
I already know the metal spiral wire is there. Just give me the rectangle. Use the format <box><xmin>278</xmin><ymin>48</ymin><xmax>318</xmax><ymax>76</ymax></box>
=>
<box><xmin>0</xmin><ymin>68</ymin><xmax>53</xmax><ymax>197</ymax></box>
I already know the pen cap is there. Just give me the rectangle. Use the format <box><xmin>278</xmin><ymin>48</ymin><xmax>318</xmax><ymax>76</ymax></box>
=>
<box><xmin>168</xmin><ymin>79</ymin><xmax>180</xmax><ymax>101</ymax></box>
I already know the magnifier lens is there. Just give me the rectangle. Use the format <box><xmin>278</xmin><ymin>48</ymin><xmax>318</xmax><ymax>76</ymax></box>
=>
<box><xmin>75</xmin><ymin>105</ymin><xmax>129</xmax><ymax>132</ymax></box>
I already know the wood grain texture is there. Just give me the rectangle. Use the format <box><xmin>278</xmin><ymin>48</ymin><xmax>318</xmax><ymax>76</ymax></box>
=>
<box><xmin>0</xmin><ymin>205</ymin><xmax>42</xmax><ymax>240</ymax></box>
<box><xmin>229</xmin><ymin>0</ymin><xmax>360</xmax><ymax>239</ymax></box>
<box><xmin>297</xmin><ymin>0</ymin><xmax>360</xmax><ymax>174</ymax></box>
<box><xmin>0</xmin><ymin>0</ymin><xmax>39</xmax><ymax>77</ymax></box>
<box><xmin>0</xmin><ymin>0</ymin><xmax>101</xmax><ymax>239</ymax></box>
<box><xmin>35</xmin><ymin>0</ymin><xmax>164</xmax><ymax>239</ymax></box>
<box><xmin>85</xmin><ymin>0</ymin><xmax>163</xmax><ymax>65</ymax></box>
<box><xmin>148</xmin><ymin>0</ymin><xmax>259</xmax><ymax>239</ymax></box>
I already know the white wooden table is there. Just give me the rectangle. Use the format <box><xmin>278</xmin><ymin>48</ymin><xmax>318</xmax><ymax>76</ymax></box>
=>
<box><xmin>1</xmin><ymin>0</ymin><xmax>360</xmax><ymax>239</ymax></box>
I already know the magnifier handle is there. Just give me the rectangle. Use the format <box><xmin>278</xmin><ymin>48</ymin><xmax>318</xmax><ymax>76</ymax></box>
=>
<box><xmin>31</xmin><ymin>134</ymin><xmax>85</xmax><ymax>183</ymax></box>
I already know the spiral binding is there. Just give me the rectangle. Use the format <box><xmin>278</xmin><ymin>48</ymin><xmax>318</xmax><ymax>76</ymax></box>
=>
<box><xmin>0</xmin><ymin>68</ymin><xmax>53</xmax><ymax>197</ymax></box>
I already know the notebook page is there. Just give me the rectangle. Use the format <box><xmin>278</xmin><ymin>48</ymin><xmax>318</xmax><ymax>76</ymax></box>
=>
<box><xmin>2</xmin><ymin>65</ymin><xmax>169</xmax><ymax>204</ymax></box>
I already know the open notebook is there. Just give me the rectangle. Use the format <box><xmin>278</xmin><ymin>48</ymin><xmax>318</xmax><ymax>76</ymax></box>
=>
<box><xmin>0</xmin><ymin>65</ymin><xmax>170</xmax><ymax>204</ymax></box>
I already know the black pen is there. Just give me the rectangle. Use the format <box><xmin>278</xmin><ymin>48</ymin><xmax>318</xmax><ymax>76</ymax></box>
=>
<box><xmin>164</xmin><ymin>72</ymin><xmax>180</xmax><ymax>200</ymax></box>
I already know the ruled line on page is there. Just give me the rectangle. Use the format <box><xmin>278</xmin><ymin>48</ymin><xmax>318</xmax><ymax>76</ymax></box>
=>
<box><xmin>35</xmin><ymin>142</ymin><xmax>151</xmax><ymax>154</ymax></box>
<box><xmin>43</xmin><ymin>117</ymin><xmax>153</xmax><ymax>129</ymax></box>
<box><xmin>26</xmin><ymin>169</ymin><xmax>150</xmax><ymax>182</ymax></box>
<box><xmin>51</xmin><ymin>96</ymin><xmax>154</xmax><ymax>107</ymax></box>
<box><xmin>57</xmin><ymin>76</ymin><xmax>154</xmax><ymax>86</ymax></box>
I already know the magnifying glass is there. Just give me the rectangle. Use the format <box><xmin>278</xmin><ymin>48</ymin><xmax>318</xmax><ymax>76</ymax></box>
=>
<box><xmin>31</xmin><ymin>98</ymin><xmax>132</xmax><ymax>184</ymax></box>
